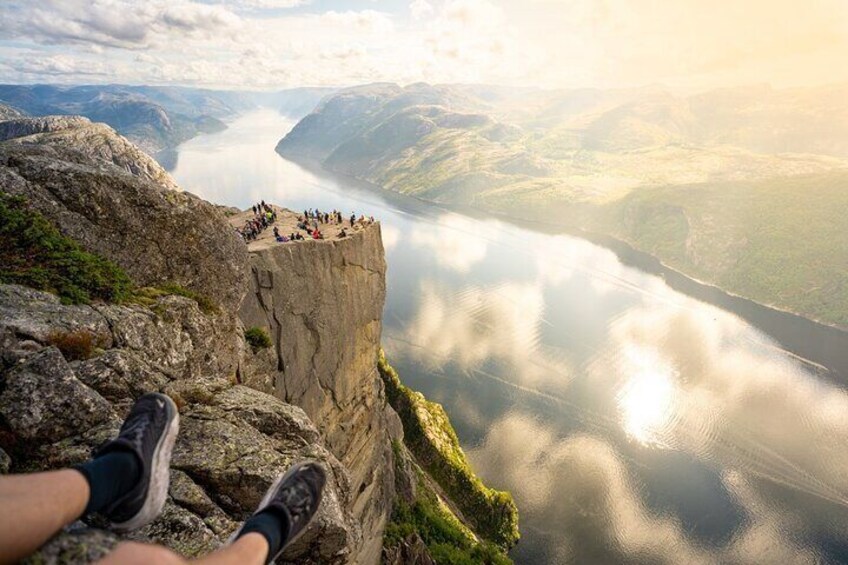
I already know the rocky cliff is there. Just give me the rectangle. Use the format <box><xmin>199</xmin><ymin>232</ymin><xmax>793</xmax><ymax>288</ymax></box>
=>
<box><xmin>238</xmin><ymin>223</ymin><xmax>400</xmax><ymax>564</ymax></box>
<box><xmin>0</xmin><ymin>115</ymin><xmax>401</xmax><ymax>564</ymax></box>
<box><xmin>0</xmin><ymin>112</ymin><xmax>516</xmax><ymax>565</ymax></box>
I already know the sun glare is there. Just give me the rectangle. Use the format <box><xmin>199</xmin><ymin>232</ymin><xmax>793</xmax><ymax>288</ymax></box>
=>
<box><xmin>616</xmin><ymin>347</ymin><xmax>677</xmax><ymax>447</ymax></box>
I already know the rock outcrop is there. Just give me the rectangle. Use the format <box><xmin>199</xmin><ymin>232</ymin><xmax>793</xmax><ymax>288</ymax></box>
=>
<box><xmin>238</xmin><ymin>223</ymin><xmax>401</xmax><ymax>564</ymax></box>
<box><xmin>0</xmin><ymin>119</ymin><xmax>246</xmax><ymax>311</ymax></box>
<box><xmin>0</xmin><ymin>113</ymin><xmax>409</xmax><ymax>564</ymax></box>
<box><xmin>0</xmin><ymin>102</ymin><xmax>26</xmax><ymax>121</ymax></box>
<box><xmin>0</xmin><ymin>285</ymin><xmax>358</xmax><ymax>564</ymax></box>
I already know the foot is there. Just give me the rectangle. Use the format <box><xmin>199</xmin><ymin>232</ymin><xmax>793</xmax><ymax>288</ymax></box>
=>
<box><xmin>95</xmin><ymin>392</ymin><xmax>179</xmax><ymax>531</ymax></box>
<box><xmin>237</xmin><ymin>461</ymin><xmax>326</xmax><ymax>560</ymax></box>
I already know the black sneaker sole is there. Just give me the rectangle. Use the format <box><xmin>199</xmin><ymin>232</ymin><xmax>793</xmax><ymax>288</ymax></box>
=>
<box><xmin>110</xmin><ymin>394</ymin><xmax>180</xmax><ymax>532</ymax></box>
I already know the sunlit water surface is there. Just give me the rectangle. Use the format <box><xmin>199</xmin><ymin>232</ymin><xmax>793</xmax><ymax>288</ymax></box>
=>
<box><xmin>171</xmin><ymin>109</ymin><xmax>848</xmax><ymax>564</ymax></box>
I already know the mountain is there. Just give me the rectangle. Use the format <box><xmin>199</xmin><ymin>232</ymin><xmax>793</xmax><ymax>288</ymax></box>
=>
<box><xmin>0</xmin><ymin>84</ymin><xmax>238</xmax><ymax>154</ymax></box>
<box><xmin>0</xmin><ymin>101</ymin><xmax>25</xmax><ymax>120</ymax></box>
<box><xmin>0</xmin><ymin>85</ymin><xmax>335</xmax><ymax>157</ymax></box>
<box><xmin>0</xmin><ymin>115</ymin><xmax>516</xmax><ymax>564</ymax></box>
<box><xmin>277</xmin><ymin>82</ymin><xmax>848</xmax><ymax>328</ymax></box>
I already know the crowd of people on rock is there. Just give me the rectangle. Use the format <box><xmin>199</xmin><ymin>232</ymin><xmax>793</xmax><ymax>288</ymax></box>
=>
<box><xmin>237</xmin><ymin>202</ymin><xmax>377</xmax><ymax>244</ymax></box>
<box><xmin>237</xmin><ymin>200</ymin><xmax>278</xmax><ymax>241</ymax></box>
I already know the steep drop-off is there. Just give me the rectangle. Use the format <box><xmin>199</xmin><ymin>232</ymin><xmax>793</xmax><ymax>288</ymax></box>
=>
<box><xmin>238</xmin><ymin>223</ymin><xmax>400</xmax><ymax>564</ymax></box>
<box><xmin>0</xmin><ymin>114</ymin><xmax>514</xmax><ymax>564</ymax></box>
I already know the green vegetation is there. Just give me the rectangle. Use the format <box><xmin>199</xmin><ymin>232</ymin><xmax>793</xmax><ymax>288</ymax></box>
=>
<box><xmin>378</xmin><ymin>351</ymin><xmax>520</xmax><ymax>549</ymax></box>
<box><xmin>0</xmin><ymin>191</ymin><xmax>220</xmax><ymax>315</ymax></box>
<box><xmin>0</xmin><ymin>192</ymin><xmax>134</xmax><ymax>304</ymax></box>
<box><xmin>384</xmin><ymin>441</ymin><xmax>512</xmax><ymax>565</ymax></box>
<box><xmin>590</xmin><ymin>172</ymin><xmax>848</xmax><ymax>328</ymax></box>
<box><xmin>245</xmin><ymin>326</ymin><xmax>272</xmax><ymax>352</ymax></box>
<box><xmin>285</xmin><ymin>84</ymin><xmax>848</xmax><ymax>329</ymax></box>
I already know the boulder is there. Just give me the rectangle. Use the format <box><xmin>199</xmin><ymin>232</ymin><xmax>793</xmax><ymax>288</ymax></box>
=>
<box><xmin>0</xmin><ymin>132</ymin><xmax>248</xmax><ymax>311</ymax></box>
<box><xmin>0</xmin><ymin>347</ymin><xmax>113</xmax><ymax>444</ymax></box>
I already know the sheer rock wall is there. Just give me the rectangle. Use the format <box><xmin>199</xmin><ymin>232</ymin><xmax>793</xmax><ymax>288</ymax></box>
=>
<box><xmin>238</xmin><ymin>224</ymin><xmax>401</xmax><ymax>565</ymax></box>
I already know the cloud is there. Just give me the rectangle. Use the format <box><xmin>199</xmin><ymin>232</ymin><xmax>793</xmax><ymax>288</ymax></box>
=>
<box><xmin>468</xmin><ymin>413</ymin><xmax>822</xmax><ymax>563</ymax></box>
<box><xmin>207</xmin><ymin>0</ymin><xmax>311</xmax><ymax>9</ymax></box>
<box><xmin>2</xmin><ymin>0</ymin><xmax>847</xmax><ymax>89</ymax></box>
<box><xmin>381</xmin><ymin>222</ymin><xmax>401</xmax><ymax>250</ymax></box>
<box><xmin>0</xmin><ymin>0</ymin><xmax>241</xmax><ymax>49</ymax></box>
<box><xmin>395</xmin><ymin>278</ymin><xmax>576</xmax><ymax>395</ymax></box>
<box><xmin>409</xmin><ymin>214</ymin><xmax>490</xmax><ymax>273</ymax></box>
<box><xmin>410</xmin><ymin>0</ymin><xmax>434</xmax><ymax>20</ymax></box>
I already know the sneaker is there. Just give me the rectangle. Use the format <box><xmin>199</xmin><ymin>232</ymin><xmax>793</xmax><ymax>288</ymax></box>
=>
<box><xmin>96</xmin><ymin>392</ymin><xmax>180</xmax><ymax>531</ymax></box>
<box><xmin>237</xmin><ymin>461</ymin><xmax>326</xmax><ymax>560</ymax></box>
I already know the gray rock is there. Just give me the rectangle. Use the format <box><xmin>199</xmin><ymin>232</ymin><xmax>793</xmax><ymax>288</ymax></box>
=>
<box><xmin>22</xmin><ymin>523</ymin><xmax>119</xmax><ymax>565</ymax></box>
<box><xmin>239</xmin><ymin>223</ymin><xmax>396</xmax><ymax>564</ymax></box>
<box><xmin>0</xmin><ymin>131</ymin><xmax>248</xmax><ymax>311</ymax></box>
<box><xmin>0</xmin><ymin>347</ymin><xmax>113</xmax><ymax>444</ymax></box>
<box><xmin>72</xmin><ymin>349</ymin><xmax>169</xmax><ymax>405</ymax></box>
<box><xmin>382</xmin><ymin>533</ymin><xmax>436</xmax><ymax>565</ymax></box>
<box><xmin>0</xmin><ymin>285</ymin><xmax>112</xmax><ymax>347</ymax></box>
<box><xmin>0</xmin><ymin>448</ymin><xmax>11</xmax><ymax>474</ymax></box>
<box><xmin>0</xmin><ymin>116</ymin><xmax>91</xmax><ymax>142</ymax></box>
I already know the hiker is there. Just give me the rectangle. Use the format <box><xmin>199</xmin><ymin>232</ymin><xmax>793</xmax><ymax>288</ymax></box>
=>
<box><xmin>349</xmin><ymin>214</ymin><xmax>355</xmax><ymax>227</ymax></box>
<box><xmin>0</xmin><ymin>394</ymin><xmax>325</xmax><ymax>565</ymax></box>
<box><xmin>312</xmin><ymin>229</ymin><xmax>322</xmax><ymax>240</ymax></box>
<box><xmin>338</xmin><ymin>228</ymin><xmax>347</xmax><ymax>239</ymax></box>
<box><xmin>273</xmin><ymin>227</ymin><xmax>280</xmax><ymax>239</ymax></box>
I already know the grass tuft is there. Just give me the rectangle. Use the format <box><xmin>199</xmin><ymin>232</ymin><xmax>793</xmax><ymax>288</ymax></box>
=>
<box><xmin>245</xmin><ymin>326</ymin><xmax>272</xmax><ymax>352</ymax></box>
<box><xmin>0</xmin><ymin>192</ymin><xmax>133</xmax><ymax>304</ymax></box>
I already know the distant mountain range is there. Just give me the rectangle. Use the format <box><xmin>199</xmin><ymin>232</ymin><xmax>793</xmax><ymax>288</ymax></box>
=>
<box><xmin>0</xmin><ymin>85</ymin><xmax>334</xmax><ymax>156</ymax></box>
<box><xmin>277</xmin><ymin>82</ymin><xmax>848</xmax><ymax>329</ymax></box>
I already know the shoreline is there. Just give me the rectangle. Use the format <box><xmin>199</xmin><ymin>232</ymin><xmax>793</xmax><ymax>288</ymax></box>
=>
<box><xmin>279</xmin><ymin>150</ymin><xmax>848</xmax><ymax>381</ymax></box>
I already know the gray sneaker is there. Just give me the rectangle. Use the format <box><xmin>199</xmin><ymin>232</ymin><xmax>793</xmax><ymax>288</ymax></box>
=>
<box><xmin>95</xmin><ymin>393</ymin><xmax>179</xmax><ymax>531</ymax></box>
<box><xmin>237</xmin><ymin>461</ymin><xmax>326</xmax><ymax>560</ymax></box>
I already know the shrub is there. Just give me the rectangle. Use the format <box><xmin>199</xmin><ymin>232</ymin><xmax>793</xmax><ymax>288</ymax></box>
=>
<box><xmin>378</xmin><ymin>350</ymin><xmax>520</xmax><ymax>549</ymax></box>
<box><xmin>0</xmin><ymin>192</ymin><xmax>133</xmax><ymax>304</ymax></box>
<box><xmin>47</xmin><ymin>330</ymin><xmax>105</xmax><ymax>361</ymax></box>
<box><xmin>245</xmin><ymin>326</ymin><xmax>272</xmax><ymax>352</ymax></box>
<box><xmin>384</xmin><ymin>441</ymin><xmax>514</xmax><ymax>565</ymax></box>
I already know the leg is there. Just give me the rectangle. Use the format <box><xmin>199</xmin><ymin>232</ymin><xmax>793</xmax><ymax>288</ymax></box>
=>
<box><xmin>96</xmin><ymin>534</ymin><xmax>268</xmax><ymax>565</ymax></box>
<box><xmin>0</xmin><ymin>469</ymin><xmax>90</xmax><ymax>564</ymax></box>
<box><xmin>0</xmin><ymin>392</ymin><xmax>178</xmax><ymax>565</ymax></box>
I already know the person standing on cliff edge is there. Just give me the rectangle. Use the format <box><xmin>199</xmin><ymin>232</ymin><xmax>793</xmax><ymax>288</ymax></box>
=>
<box><xmin>0</xmin><ymin>393</ymin><xmax>326</xmax><ymax>565</ymax></box>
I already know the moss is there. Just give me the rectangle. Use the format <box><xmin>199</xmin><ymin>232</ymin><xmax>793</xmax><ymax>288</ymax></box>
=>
<box><xmin>153</xmin><ymin>283</ymin><xmax>218</xmax><ymax>315</ymax></box>
<box><xmin>245</xmin><ymin>326</ymin><xmax>272</xmax><ymax>352</ymax></box>
<box><xmin>0</xmin><ymin>192</ymin><xmax>133</xmax><ymax>304</ymax></box>
<box><xmin>384</xmin><ymin>441</ymin><xmax>513</xmax><ymax>565</ymax></box>
<box><xmin>379</xmin><ymin>351</ymin><xmax>520</xmax><ymax>549</ymax></box>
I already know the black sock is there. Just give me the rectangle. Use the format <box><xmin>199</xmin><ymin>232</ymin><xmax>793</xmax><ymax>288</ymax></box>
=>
<box><xmin>75</xmin><ymin>450</ymin><xmax>141</xmax><ymax>515</ymax></box>
<box><xmin>238</xmin><ymin>508</ymin><xmax>291</xmax><ymax>564</ymax></box>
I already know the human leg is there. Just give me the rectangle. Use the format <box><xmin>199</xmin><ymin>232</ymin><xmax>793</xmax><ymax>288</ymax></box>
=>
<box><xmin>0</xmin><ymin>469</ymin><xmax>90</xmax><ymax>564</ymax></box>
<box><xmin>0</xmin><ymin>392</ymin><xmax>179</xmax><ymax>565</ymax></box>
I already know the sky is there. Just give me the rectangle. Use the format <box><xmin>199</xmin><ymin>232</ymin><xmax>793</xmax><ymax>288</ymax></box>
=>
<box><xmin>1</xmin><ymin>0</ymin><xmax>847</xmax><ymax>91</ymax></box>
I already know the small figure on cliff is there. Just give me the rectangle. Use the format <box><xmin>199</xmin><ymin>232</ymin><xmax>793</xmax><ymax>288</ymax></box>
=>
<box><xmin>0</xmin><ymin>393</ymin><xmax>327</xmax><ymax>565</ymax></box>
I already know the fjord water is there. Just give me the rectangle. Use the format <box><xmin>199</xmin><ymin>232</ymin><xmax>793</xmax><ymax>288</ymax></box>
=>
<box><xmin>171</xmin><ymin>109</ymin><xmax>848</xmax><ymax>564</ymax></box>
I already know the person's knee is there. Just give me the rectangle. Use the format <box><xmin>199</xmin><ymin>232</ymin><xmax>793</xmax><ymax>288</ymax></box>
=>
<box><xmin>99</xmin><ymin>541</ymin><xmax>187</xmax><ymax>565</ymax></box>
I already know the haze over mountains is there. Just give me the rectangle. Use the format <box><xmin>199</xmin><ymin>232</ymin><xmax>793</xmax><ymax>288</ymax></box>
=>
<box><xmin>0</xmin><ymin>85</ymin><xmax>333</xmax><ymax>155</ymax></box>
<box><xmin>278</xmin><ymin>82</ymin><xmax>848</xmax><ymax>328</ymax></box>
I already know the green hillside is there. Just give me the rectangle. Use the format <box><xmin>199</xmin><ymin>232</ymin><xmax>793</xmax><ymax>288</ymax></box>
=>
<box><xmin>277</xmin><ymin>82</ymin><xmax>848</xmax><ymax>329</ymax></box>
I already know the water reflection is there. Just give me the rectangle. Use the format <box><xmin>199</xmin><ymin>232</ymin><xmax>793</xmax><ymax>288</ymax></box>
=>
<box><xmin>172</xmin><ymin>109</ymin><xmax>848</xmax><ymax>564</ymax></box>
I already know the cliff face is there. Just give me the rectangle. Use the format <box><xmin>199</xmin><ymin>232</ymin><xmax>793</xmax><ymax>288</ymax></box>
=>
<box><xmin>238</xmin><ymin>224</ymin><xmax>401</xmax><ymax>564</ymax></box>
<box><xmin>0</xmin><ymin>115</ymin><xmax>402</xmax><ymax>564</ymax></box>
